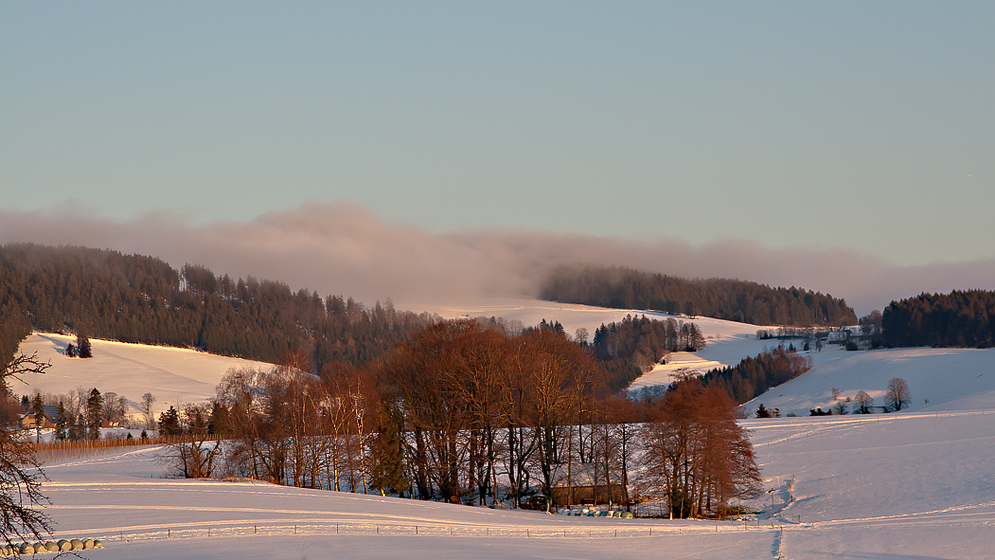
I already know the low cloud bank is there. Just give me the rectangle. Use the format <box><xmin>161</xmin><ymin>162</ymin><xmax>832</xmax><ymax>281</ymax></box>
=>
<box><xmin>2</xmin><ymin>201</ymin><xmax>993</xmax><ymax>316</ymax></box>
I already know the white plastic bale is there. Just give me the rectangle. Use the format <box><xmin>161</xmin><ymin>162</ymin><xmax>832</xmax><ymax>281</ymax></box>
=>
<box><xmin>46</xmin><ymin>541</ymin><xmax>60</xmax><ymax>552</ymax></box>
<box><xmin>70</xmin><ymin>538</ymin><xmax>84</xmax><ymax>550</ymax></box>
<box><xmin>58</xmin><ymin>539</ymin><xmax>72</xmax><ymax>551</ymax></box>
<box><xmin>83</xmin><ymin>538</ymin><xmax>95</xmax><ymax>549</ymax></box>
<box><xmin>94</xmin><ymin>539</ymin><xmax>105</xmax><ymax>548</ymax></box>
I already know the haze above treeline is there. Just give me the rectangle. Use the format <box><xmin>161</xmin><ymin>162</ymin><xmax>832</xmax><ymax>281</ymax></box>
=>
<box><xmin>2</xmin><ymin>202</ymin><xmax>995</xmax><ymax>317</ymax></box>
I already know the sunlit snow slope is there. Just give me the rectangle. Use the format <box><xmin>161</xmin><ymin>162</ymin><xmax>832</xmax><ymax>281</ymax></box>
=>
<box><xmin>15</xmin><ymin>333</ymin><xmax>275</xmax><ymax>416</ymax></box>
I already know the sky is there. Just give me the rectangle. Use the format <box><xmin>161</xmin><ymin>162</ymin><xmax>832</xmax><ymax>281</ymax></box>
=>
<box><xmin>2</xmin><ymin>2</ymin><xmax>994</xmax><ymax>315</ymax></box>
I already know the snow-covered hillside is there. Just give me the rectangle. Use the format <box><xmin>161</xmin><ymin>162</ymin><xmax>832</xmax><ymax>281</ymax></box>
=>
<box><xmin>12</xmin><ymin>298</ymin><xmax>770</xmax><ymax>417</ymax></box>
<box><xmin>17</xmin><ymin>298</ymin><xmax>995</xmax><ymax>421</ymax></box>
<box><xmin>11</xmin><ymin>298</ymin><xmax>995</xmax><ymax>558</ymax></box>
<box><xmin>747</xmin><ymin>346</ymin><xmax>995</xmax><ymax>417</ymax></box>
<box><xmin>436</xmin><ymin>298</ymin><xmax>995</xmax><ymax>416</ymax></box>
<box><xmin>14</xmin><ymin>333</ymin><xmax>275</xmax><ymax>416</ymax></box>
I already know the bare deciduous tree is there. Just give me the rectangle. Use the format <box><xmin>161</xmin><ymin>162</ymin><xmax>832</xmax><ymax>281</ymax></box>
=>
<box><xmin>637</xmin><ymin>379</ymin><xmax>761</xmax><ymax>518</ymax></box>
<box><xmin>854</xmin><ymin>390</ymin><xmax>873</xmax><ymax>413</ymax></box>
<box><xmin>886</xmin><ymin>378</ymin><xmax>911</xmax><ymax>411</ymax></box>
<box><xmin>1</xmin><ymin>351</ymin><xmax>53</xmax><ymax>544</ymax></box>
<box><xmin>141</xmin><ymin>392</ymin><xmax>156</xmax><ymax>430</ymax></box>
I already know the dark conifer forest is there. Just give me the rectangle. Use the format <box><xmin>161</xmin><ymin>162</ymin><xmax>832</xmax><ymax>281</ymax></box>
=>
<box><xmin>590</xmin><ymin>314</ymin><xmax>705</xmax><ymax>391</ymax></box>
<box><xmin>540</xmin><ymin>266</ymin><xmax>856</xmax><ymax>327</ymax></box>
<box><xmin>881</xmin><ymin>290</ymin><xmax>995</xmax><ymax>348</ymax></box>
<box><xmin>697</xmin><ymin>347</ymin><xmax>812</xmax><ymax>404</ymax></box>
<box><xmin>0</xmin><ymin>243</ymin><xmax>440</xmax><ymax>371</ymax></box>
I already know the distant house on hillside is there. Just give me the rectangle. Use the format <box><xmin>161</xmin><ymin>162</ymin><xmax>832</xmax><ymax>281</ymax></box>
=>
<box><xmin>20</xmin><ymin>405</ymin><xmax>59</xmax><ymax>430</ymax></box>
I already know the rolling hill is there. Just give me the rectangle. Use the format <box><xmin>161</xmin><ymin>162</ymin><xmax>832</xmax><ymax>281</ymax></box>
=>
<box><xmin>11</xmin><ymin>298</ymin><xmax>995</xmax><ymax>558</ymax></box>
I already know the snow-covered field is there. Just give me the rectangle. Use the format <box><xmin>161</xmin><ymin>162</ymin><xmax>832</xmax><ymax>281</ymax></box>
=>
<box><xmin>30</xmin><ymin>410</ymin><xmax>995</xmax><ymax>559</ymax></box>
<box><xmin>14</xmin><ymin>333</ymin><xmax>275</xmax><ymax>417</ymax></box>
<box><xmin>748</xmin><ymin>346</ymin><xmax>995</xmax><ymax>417</ymax></box>
<box><xmin>11</xmin><ymin>298</ymin><xmax>995</xmax><ymax>558</ymax></box>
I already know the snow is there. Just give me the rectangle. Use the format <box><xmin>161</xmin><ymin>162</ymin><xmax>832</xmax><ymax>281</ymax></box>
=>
<box><xmin>14</xmin><ymin>333</ymin><xmax>275</xmax><ymax>416</ymax></box>
<box><xmin>748</xmin><ymin>346</ymin><xmax>995</xmax><ymax>417</ymax></box>
<box><xmin>430</xmin><ymin>296</ymin><xmax>775</xmax><ymax>390</ymax></box>
<box><xmin>27</xmin><ymin>411</ymin><xmax>995</xmax><ymax>559</ymax></box>
<box><xmin>10</xmin><ymin>298</ymin><xmax>995</xmax><ymax>558</ymax></box>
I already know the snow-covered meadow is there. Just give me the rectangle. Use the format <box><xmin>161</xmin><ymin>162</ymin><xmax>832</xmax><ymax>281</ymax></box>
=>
<box><xmin>11</xmin><ymin>298</ymin><xmax>995</xmax><ymax>558</ymax></box>
<box><xmin>30</xmin><ymin>409</ymin><xmax>995</xmax><ymax>559</ymax></box>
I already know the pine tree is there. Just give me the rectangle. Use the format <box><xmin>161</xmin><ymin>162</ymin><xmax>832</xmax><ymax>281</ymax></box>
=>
<box><xmin>31</xmin><ymin>394</ymin><xmax>44</xmax><ymax>443</ymax></box>
<box><xmin>55</xmin><ymin>401</ymin><xmax>68</xmax><ymax>440</ymax></box>
<box><xmin>86</xmin><ymin>388</ymin><xmax>103</xmax><ymax>440</ymax></box>
<box><xmin>158</xmin><ymin>406</ymin><xmax>182</xmax><ymax>436</ymax></box>
<box><xmin>76</xmin><ymin>333</ymin><xmax>92</xmax><ymax>359</ymax></box>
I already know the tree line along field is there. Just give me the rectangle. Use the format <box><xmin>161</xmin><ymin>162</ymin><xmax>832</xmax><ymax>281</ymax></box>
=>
<box><xmin>143</xmin><ymin>320</ymin><xmax>761</xmax><ymax>520</ymax></box>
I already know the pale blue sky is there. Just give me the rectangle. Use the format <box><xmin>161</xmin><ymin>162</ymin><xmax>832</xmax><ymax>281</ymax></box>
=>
<box><xmin>2</xmin><ymin>2</ymin><xmax>993</xmax><ymax>267</ymax></box>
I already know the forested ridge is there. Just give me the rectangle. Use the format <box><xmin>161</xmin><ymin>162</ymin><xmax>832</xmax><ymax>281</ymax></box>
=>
<box><xmin>0</xmin><ymin>243</ymin><xmax>440</xmax><ymax>372</ymax></box>
<box><xmin>540</xmin><ymin>266</ymin><xmax>856</xmax><ymax>327</ymax></box>
<box><xmin>882</xmin><ymin>290</ymin><xmax>995</xmax><ymax>348</ymax></box>
<box><xmin>0</xmin><ymin>245</ymin><xmax>699</xmax><ymax>388</ymax></box>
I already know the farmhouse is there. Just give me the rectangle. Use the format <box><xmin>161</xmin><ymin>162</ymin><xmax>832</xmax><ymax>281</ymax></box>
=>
<box><xmin>20</xmin><ymin>405</ymin><xmax>59</xmax><ymax>430</ymax></box>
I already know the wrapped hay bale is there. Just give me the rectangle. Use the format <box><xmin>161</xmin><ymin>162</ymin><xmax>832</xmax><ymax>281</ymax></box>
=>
<box><xmin>83</xmin><ymin>538</ymin><xmax>95</xmax><ymax>549</ymax></box>
<box><xmin>58</xmin><ymin>539</ymin><xmax>72</xmax><ymax>551</ymax></box>
<box><xmin>93</xmin><ymin>539</ymin><xmax>105</xmax><ymax>549</ymax></box>
<box><xmin>19</xmin><ymin>543</ymin><xmax>35</xmax><ymax>555</ymax></box>
<box><xmin>45</xmin><ymin>541</ymin><xmax>60</xmax><ymax>552</ymax></box>
<box><xmin>70</xmin><ymin>538</ymin><xmax>84</xmax><ymax>550</ymax></box>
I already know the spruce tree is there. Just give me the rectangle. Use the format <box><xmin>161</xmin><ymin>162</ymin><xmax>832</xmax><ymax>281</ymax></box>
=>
<box><xmin>77</xmin><ymin>333</ymin><xmax>92</xmax><ymax>359</ymax></box>
<box><xmin>55</xmin><ymin>402</ymin><xmax>68</xmax><ymax>440</ymax></box>
<box><xmin>86</xmin><ymin>388</ymin><xmax>103</xmax><ymax>439</ymax></box>
<box><xmin>31</xmin><ymin>394</ymin><xmax>44</xmax><ymax>443</ymax></box>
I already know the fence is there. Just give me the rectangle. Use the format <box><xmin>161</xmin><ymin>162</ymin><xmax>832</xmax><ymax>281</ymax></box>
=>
<box><xmin>32</xmin><ymin>437</ymin><xmax>189</xmax><ymax>462</ymax></box>
<box><xmin>85</xmin><ymin>519</ymin><xmax>784</xmax><ymax>544</ymax></box>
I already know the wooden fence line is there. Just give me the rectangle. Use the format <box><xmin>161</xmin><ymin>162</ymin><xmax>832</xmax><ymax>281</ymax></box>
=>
<box><xmin>81</xmin><ymin>521</ymin><xmax>781</xmax><ymax>543</ymax></box>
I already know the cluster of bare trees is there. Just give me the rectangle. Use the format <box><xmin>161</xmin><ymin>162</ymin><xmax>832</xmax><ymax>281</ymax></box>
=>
<box><xmin>374</xmin><ymin>321</ymin><xmax>617</xmax><ymax>509</ymax></box>
<box><xmin>159</xmin><ymin>320</ymin><xmax>762</xmax><ymax>518</ymax></box>
<box><xmin>638</xmin><ymin>378</ymin><xmax>760</xmax><ymax>518</ymax></box>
